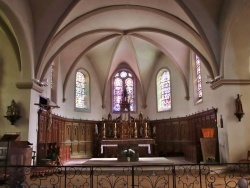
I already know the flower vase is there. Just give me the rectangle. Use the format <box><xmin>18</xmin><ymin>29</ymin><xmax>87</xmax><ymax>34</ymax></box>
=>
<box><xmin>127</xmin><ymin>157</ymin><xmax>130</xmax><ymax>162</ymax></box>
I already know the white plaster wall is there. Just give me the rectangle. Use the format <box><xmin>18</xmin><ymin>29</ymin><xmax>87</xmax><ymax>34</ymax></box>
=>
<box><xmin>188</xmin><ymin>57</ymin><xmax>216</xmax><ymax>114</ymax></box>
<box><xmin>0</xmin><ymin>30</ymin><xmax>32</xmax><ymax>141</ymax></box>
<box><xmin>213</xmin><ymin>85</ymin><xmax>250</xmax><ymax>163</ymax></box>
<box><xmin>28</xmin><ymin>90</ymin><xmax>41</xmax><ymax>160</ymax></box>
<box><xmin>54</xmin><ymin>56</ymin><xmax>103</xmax><ymax>120</ymax></box>
<box><xmin>146</xmin><ymin>55</ymin><xmax>189</xmax><ymax>119</ymax></box>
<box><xmin>222</xmin><ymin>1</ymin><xmax>250</xmax><ymax>80</ymax></box>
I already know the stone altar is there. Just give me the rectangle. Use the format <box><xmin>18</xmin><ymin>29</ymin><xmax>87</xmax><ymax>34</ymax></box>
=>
<box><xmin>100</xmin><ymin>139</ymin><xmax>155</xmax><ymax>159</ymax></box>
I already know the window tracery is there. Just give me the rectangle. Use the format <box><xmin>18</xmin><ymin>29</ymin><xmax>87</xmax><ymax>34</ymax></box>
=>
<box><xmin>113</xmin><ymin>70</ymin><xmax>135</xmax><ymax>112</ymax></box>
<box><xmin>75</xmin><ymin>70</ymin><xmax>90</xmax><ymax>111</ymax></box>
<box><xmin>157</xmin><ymin>69</ymin><xmax>171</xmax><ymax>112</ymax></box>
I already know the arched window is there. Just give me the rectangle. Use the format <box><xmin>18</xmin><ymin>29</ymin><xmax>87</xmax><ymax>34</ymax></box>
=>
<box><xmin>195</xmin><ymin>55</ymin><xmax>203</xmax><ymax>100</ymax></box>
<box><xmin>75</xmin><ymin>69</ymin><xmax>90</xmax><ymax>111</ymax></box>
<box><xmin>157</xmin><ymin>69</ymin><xmax>171</xmax><ymax>112</ymax></box>
<box><xmin>113</xmin><ymin>70</ymin><xmax>135</xmax><ymax>112</ymax></box>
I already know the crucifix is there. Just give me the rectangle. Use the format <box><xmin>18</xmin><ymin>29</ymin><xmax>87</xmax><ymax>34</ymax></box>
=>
<box><xmin>35</xmin><ymin>103</ymin><xmax>60</xmax><ymax>158</ymax></box>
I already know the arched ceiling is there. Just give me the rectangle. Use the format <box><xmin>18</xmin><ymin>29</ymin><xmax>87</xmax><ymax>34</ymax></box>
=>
<box><xmin>28</xmin><ymin>0</ymin><xmax>225</xmax><ymax>106</ymax></box>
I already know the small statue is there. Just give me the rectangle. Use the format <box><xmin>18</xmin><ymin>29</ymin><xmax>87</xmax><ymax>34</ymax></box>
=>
<box><xmin>95</xmin><ymin>124</ymin><xmax>98</xmax><ymax>134</ymax></box>
<box><xmin>139</xmin><ymin>111</ymin><xmax>143</xmax><ymax>122</ymax></box>
<box><xmin>235</xmin><ymin>94</ymin><xmax>243</xmax><ymax>114</ymax></box>
<box><xmin>234</xmin><ymin>94</ymin><xmax>245</xmax><ymax>121</ymax></box>
<box><xmin>108</xmin><ymin>113</ymin><xmax>112</xmax><ymax>121</ymax></box>
<box><xmin>153</xmin><ymin>125</ymin><xmax>156</xmax><ymax>134</ymax></box>
<box><xmin>122</xmin><ymin>82</ymin><xmax>128</xmax><ymax>102</ymax></box>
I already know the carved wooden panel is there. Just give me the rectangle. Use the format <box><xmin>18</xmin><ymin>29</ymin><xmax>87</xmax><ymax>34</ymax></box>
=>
<box><xmin>65</xmin><ymin>122</ymin><xmax>72</xmax><ymax>141</ymax></box>
<box><xmin>72</xmin><ymin>123</ymin><xmax>79</xmax><ymax>141</ymax></box>
<box><xmin>121</xmin><ymin>121</ymin><xmax>131</xmax><ymax>139</ymax></box>
<box><xmin>71</xmin><ymin>141</ymin><xmax>78</xmax><ymax>155</ymax></box>
<box><xmin>79</xmin><ymin>124</ymin><xmax>85</xmax><ymax>141</ymax></box>
<box><xmin>38</xmin><ymin>112</ymin><xmax>46</xmax><ymax>143</ymax></box>
<box><xmin>151</xmin><ymin>108</ymin><xmax>218</xmax><ymax>162</ymax></box>
<box><xmin>86</xmin><ymin>123</ymin><xmax>93</xmax><ymax>141</ymax></box>
<box><xmin>86</xmin><ymin>142</ymin><xmax>93</xmax><ymax>156</ymax></box>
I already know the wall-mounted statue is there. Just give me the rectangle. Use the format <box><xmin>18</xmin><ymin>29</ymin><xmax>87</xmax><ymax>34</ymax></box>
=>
<box><xmin>234</xmin><ymin>94</ymin><xmax>244</xmax><ymax>121</ymax></box>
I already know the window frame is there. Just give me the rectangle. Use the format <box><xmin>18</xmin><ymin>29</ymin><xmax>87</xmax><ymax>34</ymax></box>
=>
<box><xmin>156</xmin><ymin>68</ymin><xmax>172</xmax><ymax>112</ymax></box>
<box><xmin>74</xmin><ymin>68</ymin><xmax>90</xmax><ymax>112</ymax></box>
<box><xmin>192</xmin><ymin>54</ymin><xmax>203</xmax><ymax>104</ymax></box>
<box><xmin>111</xmin><ymin>69</ymin><xmax>136</xmax><ymax>113</ymax></box>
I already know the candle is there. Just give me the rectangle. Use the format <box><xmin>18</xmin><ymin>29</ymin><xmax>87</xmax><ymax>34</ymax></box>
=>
<box><xmin>115</xmin><ymin>123</ymin><xmax>116</xmax><ymax>128</ymax></box>
<box><xmin>95</xmin><ymin>124</ymin><xmax>98</xmax><ymax>134</ymax></box>
<box><xmin>145</xmin><ymin>123</ymin><xmax>147</xmax><ymax>129</ymax></box>
<box><xmin>104</xmin><ymin>123</ymin><xmax>105</xmax><ymax>129</ymax></box>
<box><xmin>135</xmin><ymin>122</ymin><xmax>137</xmax><ymax>128</ymax></box>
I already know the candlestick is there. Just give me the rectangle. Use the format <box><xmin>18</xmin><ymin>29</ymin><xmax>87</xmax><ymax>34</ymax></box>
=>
<box><xmin>114</xmin><ymin>123</ymin><xmax>117</xmax><ymax>138</ymax></box>
<box><xmin>95</xmin><ymin>124</ymin><xmax>98</xmax><ymax>134</ymax></box>
<box><xmin>103</xmin><ymin>123</ymin><xmax>106</xmax><ymax>138</ymax></box>
<box><xmin>134</xmin><ymin>122</ymin><xmax>137</xmax><ymax>138</ymax></box>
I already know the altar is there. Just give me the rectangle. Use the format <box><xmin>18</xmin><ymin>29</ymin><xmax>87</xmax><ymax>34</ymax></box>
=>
<box><xmin>95</xmin><ymin>85</ymin><xmax>157</xmax><ymax>159</ymax></box>
<box><xmin>100</xmin><ymin>139</ymin><xmax>155</xmax><ymax>160</ymax></box>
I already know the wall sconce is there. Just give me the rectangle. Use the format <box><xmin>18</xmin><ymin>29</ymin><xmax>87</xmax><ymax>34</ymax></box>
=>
<box><xmin>4</xmin><ymin>100</ymin><xmax>21</xmax><ymax>125</ymax></box>
<box><xmin>234</xmin><ymin>94</ymin><xmax>244</xmax><ymax>121</ymax></box>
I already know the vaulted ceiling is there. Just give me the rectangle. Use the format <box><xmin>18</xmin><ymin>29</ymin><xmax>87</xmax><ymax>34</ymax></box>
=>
<box><xmin>4</xmin><ymin>0</ymin><xmax>226</xmax><ymax>103</ymax></box>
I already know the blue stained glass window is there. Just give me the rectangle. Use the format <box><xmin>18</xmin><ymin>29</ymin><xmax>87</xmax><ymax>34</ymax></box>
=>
<box><xmin>113</xmin><ymin>70</ymin><xmax>135</xmax><ymax>112</ymax></box>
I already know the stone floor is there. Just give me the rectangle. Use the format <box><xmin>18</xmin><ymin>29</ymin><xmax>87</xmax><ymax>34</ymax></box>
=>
<box><xmin>64</xmin><ymin>156</ymin><xmax>193</xmax><ymax>166</ymax></box>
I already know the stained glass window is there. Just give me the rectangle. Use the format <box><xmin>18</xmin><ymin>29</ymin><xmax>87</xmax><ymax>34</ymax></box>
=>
<box><xmin>50</xmin><ymin>62</ymin><xmax>54</xmax><ymax>89</ymax></box>
<box><xmin>75</xmin><ymin>71</ymin><xmax>86</xmax><ymax>109</ymax></box>
<box><xmin>113</xmin><ymin>70</ymin><xmax>135</xmax><ymax>112</ymax></box>
<box><xmin>157</xmin><ymin>69</ymin><xmax>171</xmax><ymax>111</ymax></box>
<box><xmin>195</xmin><ymin>55</ymin><xmax>203</xmax><ymax>99</ymax></box>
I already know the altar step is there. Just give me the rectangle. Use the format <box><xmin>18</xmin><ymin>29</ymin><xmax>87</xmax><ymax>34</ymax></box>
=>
<box><xmin>64</xmin><ymin>156</ymin><xmax>193</xmax><ymax>166</ymax></box>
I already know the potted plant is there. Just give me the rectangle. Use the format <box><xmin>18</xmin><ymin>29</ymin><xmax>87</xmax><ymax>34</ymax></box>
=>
<box><xmin>206</xmin><ymin>156</ymin><xmax>215</xmax><ymax>163</ymax></box>
<box><xmin>122</xmin><ymin>148</ymin><xmax>135</xmax><ymax>161</ymax></box>
<box><xmin>47</xmin><ymin>143</ymin><xmax>59</xmax><ymax>165</ymax></box>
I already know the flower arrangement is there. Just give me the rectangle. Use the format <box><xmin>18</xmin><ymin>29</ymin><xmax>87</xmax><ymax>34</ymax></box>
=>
<box><xmin>122</xmin><ymin>148</ymin><xmax>135</xmax><ymax>157</ymax></box>
<box><xmin>206</xmin><ymin>156</ymin><xmax>215</xmax><ymax>162</ymax></box>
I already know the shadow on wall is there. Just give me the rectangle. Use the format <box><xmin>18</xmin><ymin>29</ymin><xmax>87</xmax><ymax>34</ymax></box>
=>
<box><xmin>0</xmin><ymin>57</ymin><xmax>2</xmax><ymax>112</ymax></box>
<box><xmin>0</xmin><ymin>57</ymin><xmax>2</xmax><ymax>86</ymax></box>
<box><xmin>0</xmin><ymin>56</ymin><xmax>5</xmax><ymax>127</ymax></box>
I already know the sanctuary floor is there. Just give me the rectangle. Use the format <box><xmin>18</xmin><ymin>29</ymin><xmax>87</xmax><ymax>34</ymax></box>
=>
<box><xmin>64</xmin><ymin>156</ymin><xmax>193</xmax><ymax>166</ymax></box>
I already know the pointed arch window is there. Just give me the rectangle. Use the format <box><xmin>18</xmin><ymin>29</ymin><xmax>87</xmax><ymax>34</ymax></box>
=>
<box><xmin>157</xmin><ymin>69</ymin><xmax>171</xmax><ymax>112</ymax></box>
<box><xmin>112</xmin><ymin>70</ymin><xmax>135</xmax><ymax>112</ymax></box>
<box><xmin>75</xmin><ymin>69</ymin><xmax>90</xmax><ymax>111</ymax></box>
<box><xmin>195</xmin><ymin>55</ymin><xmax>203</xmax><ymax>100</ymax></box>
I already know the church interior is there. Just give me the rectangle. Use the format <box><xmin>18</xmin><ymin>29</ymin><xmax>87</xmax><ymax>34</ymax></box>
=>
<box><xmin>1</xmin><ymin>0</ymin><xmax>250</xmax><ymax>166</ymax></box>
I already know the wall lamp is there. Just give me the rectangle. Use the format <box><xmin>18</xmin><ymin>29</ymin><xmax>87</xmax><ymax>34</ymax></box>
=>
<box><xmin>4</xmin><ymin>100</ymin><xmax>21</xmax><ymax>125</ymax></box>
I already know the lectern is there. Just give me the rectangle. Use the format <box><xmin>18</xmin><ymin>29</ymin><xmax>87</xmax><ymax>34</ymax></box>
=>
<box><xmin>0</xmin><ymin>134</ymin><xmax>19</xmax><ymax>182</ymax></box>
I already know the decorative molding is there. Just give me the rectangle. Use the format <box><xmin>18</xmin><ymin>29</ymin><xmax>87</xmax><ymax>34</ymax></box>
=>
<box><xmin>16</xmin><ymin>81</ymin><xmax>44</xmax><ymax>93</ymax></box>
<box><xmin>210</xmin><ymin>79</ymin><xmax>250</xmax><ymax>90</ymax></box>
